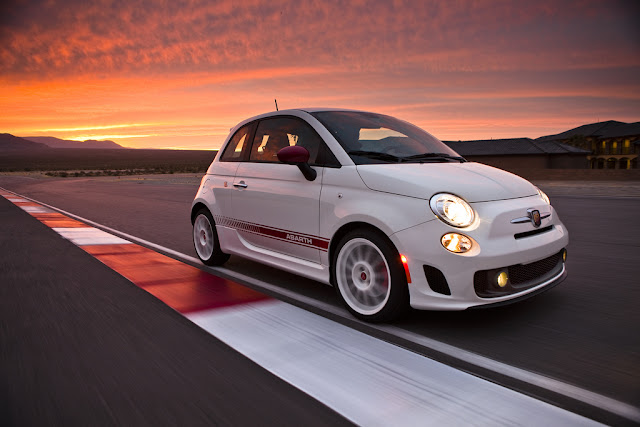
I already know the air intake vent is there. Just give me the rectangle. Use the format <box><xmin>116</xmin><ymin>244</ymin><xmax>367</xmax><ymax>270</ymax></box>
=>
<box><xmin>423</xmin><ymin>265</ymin><xmax>451</xmax><ymax>295</ymax></box>
<box><xmin>509</xmin><ymin>251</ymin><xmax>563</xmax><ymax>285</ymax></box>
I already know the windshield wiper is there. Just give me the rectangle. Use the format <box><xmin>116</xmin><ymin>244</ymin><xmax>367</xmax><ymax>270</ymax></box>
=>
<box><xmin>401</xmin><ymin>152</ymin><xmax>466</xmax><ymax>163</ymax></box>
<box><xmin>347</xmin><ymin>150</ymin><xmax>403</xmax><ymax>163</ymax></box>
<box><xmin>348</xmin><ymin>150</ymin><xmax>466</xmax><ymax>163</ymax></box>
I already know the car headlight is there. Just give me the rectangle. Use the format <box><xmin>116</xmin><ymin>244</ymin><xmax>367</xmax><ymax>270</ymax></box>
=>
<box><xmin>537</xmin><ymin>187</ymin><xmax>550</xmax><ymax>205</ymax></box>
<box><xmin>429</xmin><ymin>193</ymin><xmax>475</xmax><ymax>228</ymax></box>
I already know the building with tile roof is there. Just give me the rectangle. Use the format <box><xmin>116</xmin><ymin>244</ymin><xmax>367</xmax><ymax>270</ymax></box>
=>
<box><xmin>443</xmin><ymin>138</ymin><xmax>590</xmax><ymax>172</ymax></box>
<box><xmin>442</xmin><ymin>120</ymin><xmax>639</xmax><ymax>172</ymax></box>
<box><xmin>536</xmin><ymin>120</ymin><xmax>640</xmax><ymax>169</ymax></box>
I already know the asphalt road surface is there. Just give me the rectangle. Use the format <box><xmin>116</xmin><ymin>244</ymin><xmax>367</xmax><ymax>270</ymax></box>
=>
<box><xmin>1</xmin><ymin>173</ymin><xmax>639</xmax><ymax>424</ymax></box>
<box><xmin>0</xmin><ymin>190</ymin><xmax>351</xmax><ymax>426</ymax></box>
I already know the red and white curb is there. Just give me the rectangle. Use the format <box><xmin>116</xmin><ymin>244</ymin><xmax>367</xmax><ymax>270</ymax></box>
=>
<box><xmin>1</xmin><ymin>189</ymin><xmax>603</xmax><ymax>425</ymax></box>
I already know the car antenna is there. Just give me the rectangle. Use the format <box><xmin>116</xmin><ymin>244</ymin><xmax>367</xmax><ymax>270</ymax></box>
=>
<box><xmin>275</xmin><ymin>99</ymin><xmax>279</xmax><ymax>111</ymax></box>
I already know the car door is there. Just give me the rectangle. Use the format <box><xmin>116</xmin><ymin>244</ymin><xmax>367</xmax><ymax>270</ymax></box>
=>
<box><xmin>209</xmin><ymin>122</ymin><xmax>255</xmax><ymax>223</ymax></box>
<box><xmin>231</xmin><ymin>116</ymin><xmax>328</xmax><ymax>263</ymax></box>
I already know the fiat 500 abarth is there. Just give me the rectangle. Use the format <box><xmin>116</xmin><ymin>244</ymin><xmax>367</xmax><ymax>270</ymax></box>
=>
<box><xmin>191</xmin><ymin>109</ymin><xmax>568</xmax><ymax>322</ymax></box>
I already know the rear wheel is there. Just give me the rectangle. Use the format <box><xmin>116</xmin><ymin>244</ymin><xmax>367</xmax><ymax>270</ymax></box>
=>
<box><xmin>332</xmin><ymin>229</ymin><xmax>409</xmax><ymax>322</ymax></box>
<box><xmin>193</xmin><ymin>208</ymin><xmax>230</xmax><ymax>266</ymax></box>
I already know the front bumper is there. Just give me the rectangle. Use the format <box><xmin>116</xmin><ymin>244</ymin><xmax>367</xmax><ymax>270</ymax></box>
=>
<box><xmin>389</xmin><ymin>195</ymin><xmax>569</xmax><ymax>310</ymax></box>
<box><xmin>470</xmin><ymin>266</ymin><xmax>567</xmax><ymax>309</ymax></box>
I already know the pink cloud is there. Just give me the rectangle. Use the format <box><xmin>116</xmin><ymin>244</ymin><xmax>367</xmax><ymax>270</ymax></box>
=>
<box><xmin>1</xmin><ymin>0</ymin><xmax>638</xmax><ymax>148</ymax></box>
<box><xmin>2</xmin><ymin>0</ymin><xmax>638</xmax><ymax>80</ymax></box>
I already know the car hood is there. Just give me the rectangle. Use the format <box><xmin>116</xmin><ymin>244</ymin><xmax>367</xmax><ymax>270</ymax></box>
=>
<box><xmin>356</xmin><ymin>162</ymin><xmax>537</xmax><ymax>202</ymax></box>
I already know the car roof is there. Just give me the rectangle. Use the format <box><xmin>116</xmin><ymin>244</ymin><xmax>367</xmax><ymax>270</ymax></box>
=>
<box><xmin>298</xmin><ymin>107</ymin><xmax>369</xmax><ymax>113</ymax></box>
<box><xmin>260</xmin><ymin>107</ymin><xmax>371</xmax><ymax>116</ymax></box>
<box><xmin>230</xmin><ymin>108</ymin><xmax>373</xmax><ymax>130</ymax></box>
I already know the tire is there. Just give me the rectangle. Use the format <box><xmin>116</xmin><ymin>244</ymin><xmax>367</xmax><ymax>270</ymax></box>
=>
<box><xmin>331</xmin><ymin>229</ymin><xmax>409</xmax><ymax>322</ymax></box>
<box><xmin>192</xmin><ymin>208</ymin><xmax>230</xmax><ymax>266</ymax></box>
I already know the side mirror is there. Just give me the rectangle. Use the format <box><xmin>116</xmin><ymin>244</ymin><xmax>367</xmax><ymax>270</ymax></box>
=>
<box><xmin>277</xmin><ymin>146</ymin><xmax>317</xmax><ymax>181</ymax></box>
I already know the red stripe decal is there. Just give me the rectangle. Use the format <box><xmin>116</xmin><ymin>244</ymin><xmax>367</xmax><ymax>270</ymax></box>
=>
<box><xmin>215</xmin><ymin>215</ymin><xmax>330</xmax><ymax>251</ymax></box>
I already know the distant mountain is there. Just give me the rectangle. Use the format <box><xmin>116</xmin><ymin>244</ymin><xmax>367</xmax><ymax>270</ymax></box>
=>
<box><xmin>23</xmin><ymin>136</ymin><xmax>125</xmax><ymax>149</ymax></box>
<box><xmin>536</xmin><ymin>120</ymin><xmax>640</xmax><ymax>142</ymax></box>
<box><xmin>0</xmin><ymin>133</ymin><xmax>50</xmax><ymax>151</ymax></box>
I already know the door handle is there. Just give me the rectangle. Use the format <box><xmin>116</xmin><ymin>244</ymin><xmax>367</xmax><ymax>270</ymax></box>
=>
<box><xmin>233</xmin><ymin>181</ymin><xmax>248</xmax><ymax>188</ymax></box>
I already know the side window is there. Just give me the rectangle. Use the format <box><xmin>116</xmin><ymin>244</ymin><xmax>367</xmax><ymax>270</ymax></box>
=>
<box><xmin>249</xmin><ymin>117</ymin><xmax>323</xmax><ymax>164</ymax></box>
<box><xmin>220</xmin><ymin>123</ymin><xmax>253</xmax><ymax>162</ymax></box>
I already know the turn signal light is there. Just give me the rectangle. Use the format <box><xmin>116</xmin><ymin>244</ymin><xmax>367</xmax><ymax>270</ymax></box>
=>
<box><xmin>400</xmin><ymin>254</ymin><xmax>412</xmax><ymax>283</ymax></box>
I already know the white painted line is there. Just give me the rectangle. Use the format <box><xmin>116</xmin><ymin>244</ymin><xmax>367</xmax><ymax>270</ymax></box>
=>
<box><xmin>221</xmin><ymin>264</ymin><xmax>640</xmax><ymax>424</ymax></box>
<box><xmin>375</xmin><ymin>323</ymin><xmax>640</xmax><ymax>424</ymax></box>
<box><xmin>188</xmin><ymin>301</ymin><xmax>599</xmax><ymax>426</ymax></box>
<box><xmin>19</xmin><ymin>205</ymin><xmax>55</xmax><ymax>213</ymax></box>
<box><xmin>52</xmin><ymin>227</ymin><xmax>132</xmax><ymax>246</ymax></box>
<box><xmin>2</xmin><ymin>191</ymin><xmax>200</xmax><ymax>263</ymax></box>
<box><xmin>3</xmin><ymin>187</ymin><xmax>638</xmax><ymax>423</ymax></box>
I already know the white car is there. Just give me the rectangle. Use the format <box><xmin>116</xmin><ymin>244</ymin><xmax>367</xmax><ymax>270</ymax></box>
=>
<box><xmin>192</xmin><ymin>109</ymin><xmax>568</xmax><ymax>322</ymax></box>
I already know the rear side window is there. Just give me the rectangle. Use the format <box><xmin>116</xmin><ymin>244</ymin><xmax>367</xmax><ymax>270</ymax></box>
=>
<box><xmin>249</xmin><ymin>117</ymin><xmax>319</xmax><ymax>163</ymax></box>
<box><xmin>220</xmin><ymin>123</ymin><xmax>253</xmax><ymax>162</ymax></box>
<box><xmin>249</xmin><ymin>116</ymin><xmax>340</xmax><ymax>167</ymax></box>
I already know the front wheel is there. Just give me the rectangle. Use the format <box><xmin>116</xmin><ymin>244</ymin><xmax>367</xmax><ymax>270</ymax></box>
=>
<box><xmin>332</xmin><ymin>229</ymin><xmax>409</xmax><ymax>322</ymax></box>
<box><xmin>193</xmin><ymin>208</ymin><xmax>230</xmax><ymax>266</ymax></box>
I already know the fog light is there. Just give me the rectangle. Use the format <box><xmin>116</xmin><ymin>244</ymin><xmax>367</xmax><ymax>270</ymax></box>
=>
<box><xmin>562</xmin><ymin>249</ymin><xmax>567</xmax><ymax>262</ymax></box>
<box><xmin>497</xmin><ymin>271</ymin><xmax>508</xmax><ymax>288</ymax></box>
<box><xmin>441</xmin><ymin>233</ymin><xmax>472</xmax><ymax>253</ymax></box>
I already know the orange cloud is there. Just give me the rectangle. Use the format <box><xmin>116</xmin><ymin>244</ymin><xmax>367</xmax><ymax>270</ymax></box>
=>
<box><xmin>1</xmin><ymin>1</ymin><xmax>638</xmax><ymax>148</ymax></box>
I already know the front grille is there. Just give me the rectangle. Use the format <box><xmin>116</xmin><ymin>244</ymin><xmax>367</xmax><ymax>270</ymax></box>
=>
<box><xmin>509</xmin><ymin>251</ymin><xmax>562</xmax><ymax>285</ymax></box>
<box><xmin>474</xmin><ymin>250</ymin><xmax>564</xmax><ymax>298</ymax></box>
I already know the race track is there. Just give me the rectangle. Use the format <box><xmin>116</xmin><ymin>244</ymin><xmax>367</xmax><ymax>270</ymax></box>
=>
<box><xmin>1</xmin><ymin>174</ymin><xmax>638</xmax><ymax>425</ymax></box>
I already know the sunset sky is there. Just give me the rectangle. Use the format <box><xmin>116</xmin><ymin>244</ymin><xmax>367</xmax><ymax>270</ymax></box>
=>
<box><xmin>1</xmin><ymin>0</ymin><xmax>639</xmax><ymax>150</ymax></box>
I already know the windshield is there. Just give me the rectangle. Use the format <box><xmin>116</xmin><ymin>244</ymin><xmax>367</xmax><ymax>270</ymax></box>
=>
<box><xmin>311</xmin><ymin>111</ymin><xmax>463</xmax><ymax>164</ymax></box>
